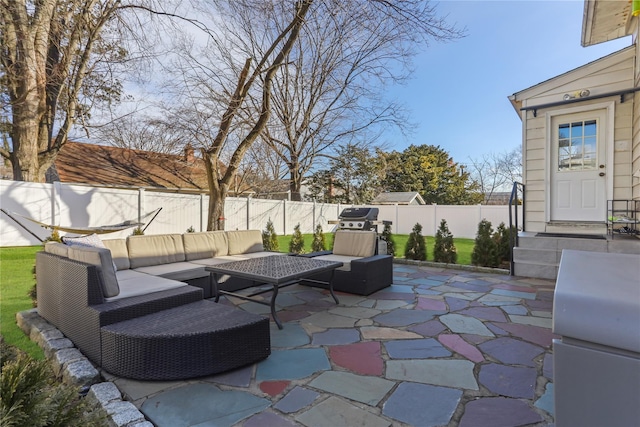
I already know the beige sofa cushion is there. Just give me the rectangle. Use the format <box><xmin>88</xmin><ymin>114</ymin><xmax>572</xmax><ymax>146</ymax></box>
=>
<box><xmin>44</xmin><ymin>242</ymin><xmax>69</xmax><ymax>257</ymax></box>
<box><xmin>183</xmin><ymin>231</ymin><xmax>229</xmax><ymax>260</ymax></box>
<box><xmin>332</xmin><ymin>230</ymin><xmax>376</xmax><ymax>258</ymax></box>
<box><xmin>102</xmin><ymin>239</ymin><xmax>130</xmax><ymax>270</ymax></box>
<box><xmin>312</xmin><ymin>254</ymin><xmax>360</xmax><ymax>271</ymax></box>
<box><xmin>133</xmin><ymin>262</ymin><xmax>206</xmax><ymax>282</ymax></box>
<box><xmin>67</xmin><ymin>245</ymin><xmax>120</xmax><ymax>298</ymax></box>
<box><xmin>227</xmin><ymin>230</ymin><xmax>264</xmax><ymax>255</ymax></box>
<box><xmin>127</xmin><ymin>234</ymin><xmax>185</xmax><ymax>269</ymax></box>
<box><xmin>108</xmin><ymin>270</ymin><xmax>186</xmax><ymax>301</ymax></box>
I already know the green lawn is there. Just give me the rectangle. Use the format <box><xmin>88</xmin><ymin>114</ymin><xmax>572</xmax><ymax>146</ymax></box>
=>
<box><xmin>0</xmin><ymin>235</ymin><xmax>474</xmax><ymax>357</ymax></box>
<box><xmin>276</xmin><ymin>233</ymin><xmax>474</xmax><ymax>264</ymax></box>
<box><xmin>1</xmin><ymin>245</ymin><xmax>43</xmax><ymax>359</ymax></box>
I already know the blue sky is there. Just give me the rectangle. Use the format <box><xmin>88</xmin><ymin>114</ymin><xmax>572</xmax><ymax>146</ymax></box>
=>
<box><xmin>383</xmin><ymin>0</ymin><xmax>631</xmax><ymax>166</ymax></box>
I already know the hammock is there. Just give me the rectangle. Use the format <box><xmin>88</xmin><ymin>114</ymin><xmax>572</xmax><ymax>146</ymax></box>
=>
<box><xmin>1</xmin><ymin>207</ymin><xmax>162</xmax><ymax>239</ymax></box>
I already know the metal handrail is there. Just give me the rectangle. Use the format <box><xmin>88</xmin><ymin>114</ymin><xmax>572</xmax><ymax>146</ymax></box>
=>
<box><xmin>508</xmin><ymin>181</ymin><xmax>525</xmax><ymax>275</ymax></box>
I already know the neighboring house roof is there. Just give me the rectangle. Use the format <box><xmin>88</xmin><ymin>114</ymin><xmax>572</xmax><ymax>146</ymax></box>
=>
<box><xmin>372</xmin><ymin>192</ymin><xmax>426</xmax><ymax>205</ymax></box>
<box><xmin>48</xmin><ymin>141</ymin><xmax>209</xmax><ymax>190</ymax></box>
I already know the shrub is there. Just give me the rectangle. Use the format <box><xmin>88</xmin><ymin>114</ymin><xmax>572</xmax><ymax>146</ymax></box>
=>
<box><xmin>404</xmin><ymin>223</ymin><xmax>427</xmax><ymax>261</ymax></box>
<box><xmin>186</xmin><ymin>226</ymin><xmax>195</xmax><ymax>233</ymax></box>
<box><xmin>493</xmin><ymin>222</ymin><xmax>515</xmax><ymax>267</ymax></box>
<box><xmin>0</xmin><ymin>341</ymin><xmax>107</xmax><ymax>427</ymax></box>
<box><xmin>262</xmin><ymin>219</ymin><xmax>279</xmax><ymax>252</ymax></box>
<box><xmin>311</xmin><ymin>224</ymin><xmax>326</xmax><ymax>252</ymax></box>
<box><xmin>289</xmin><ymin>224</ymin><xmax>305</xmax><ymax>254</ymax></box>
<box><xmin>132</xmin><ymin>226</ymin><xmax>144</xmax><ymax>236</ymax></box>
<box><xmin>471</xmin><ymin>219</ymin><xmax>498</xmax><ymax>267</ymax></box>
<box><xmin>43</xmin><ymin>230</ymin><xmax>62</xmax><ymax>243</ymax></box>
<box><xmin>380</xmin><ymin>223</ymin><xmax>395</xmax><ymax>257</ymax></box>
<box><xmin>433</xmin><ymin>219</ymin><xmax>457</xmax><ymax>264</ymax></box>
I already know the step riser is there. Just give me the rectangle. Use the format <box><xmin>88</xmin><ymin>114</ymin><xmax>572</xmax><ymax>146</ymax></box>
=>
<box><xmin>513</xmin><ymin>235</ymin><xmax>640</xmax><ymax>279</ymax></box>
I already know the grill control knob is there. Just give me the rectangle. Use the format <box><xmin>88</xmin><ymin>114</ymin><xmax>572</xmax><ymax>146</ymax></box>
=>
<box><xmin>357</xmin><ymin>222</ymin><xmax>362</xmax><ymax>228</ymax></box>
<box><xmin>349</xmin><ymin>223</ymin><xmax>354</xmax><ymax>227</ymax></box>
<box><xmin>340</xmin><ymin>222</ymin><xmax>345</xmax><ymax>227</ymax></box>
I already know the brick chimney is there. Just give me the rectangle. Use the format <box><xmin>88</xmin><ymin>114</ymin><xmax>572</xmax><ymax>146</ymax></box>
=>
<box><xmin>184</xmin><ymin>144</ymin><xmax>195</xmax><ymax>162</ymax></box>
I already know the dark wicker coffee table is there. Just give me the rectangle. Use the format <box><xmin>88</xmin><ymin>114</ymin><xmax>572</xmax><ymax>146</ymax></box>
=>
<box><xmin>206</xmin><ymin>255</ymin><xmax>343</xmax><ymax>329</ymax></box>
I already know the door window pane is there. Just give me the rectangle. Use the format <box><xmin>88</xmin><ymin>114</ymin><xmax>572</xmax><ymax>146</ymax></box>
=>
<box><xmin>557</xmin><ymin>120</ymin><xmax>597</xmax><ymax>171</ymax></box>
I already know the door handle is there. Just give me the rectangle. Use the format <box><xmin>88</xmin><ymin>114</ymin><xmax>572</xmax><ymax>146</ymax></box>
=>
<box><xmin>599</xmin><ymin>172</ymin><xmax>605</xmax><ymax>177</ymax></box>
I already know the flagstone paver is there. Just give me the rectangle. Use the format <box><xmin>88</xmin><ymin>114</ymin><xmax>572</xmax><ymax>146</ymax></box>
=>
<box><xmin>385</xmin><ymin>338</ymin><xmax>452</xmax><ymax>359</ymax></box>
<box><xmin>459</xmin><ymin>397</ymin><xmax>544</xmax><ymax>427</ymax></box>
<box><xmin>479</xmin><ymin>336</ymin><xmax>544</xmax><ymax>367</ymax></box>
<box><xmin>383</xmin><ymin>382</ymin><xmax>462</xmax><ymax>427</ymax></box>
<box><xmin>479</xmin><ymin>363</ymin><xmax>537</xmax><ymax>398</ymax></box>
<box><xmin>308</xmin><ymin>371</ymin><xmax>395</xmax><ymax>406</ymax></box>
<box><xmin>440</xmin><ymin>313</ymin><xmax>495</xmax><ymax>336</ymax></box>
<box><xmin>329</xmin><ymin>341</ymin><xmax>383</xmax><ymax>375</ymax></box>
<box><xmin>295</xmin><ymin>396</ymin><xmax>390</xmax><ymax>427</ymax></box>
<box><xmin>387</xmin><ymin>359</ymin><xmax>479</xmax><ymax>390</ymax></box>
<box><xmin>29</xmin><ymin>263</ymin><xmax>557</xmax><ymax>426</ymax></box>
<box><xmin>273</xmin><ymin>387</ymin><xmax>320</xmax><ymax>414</ymax></box>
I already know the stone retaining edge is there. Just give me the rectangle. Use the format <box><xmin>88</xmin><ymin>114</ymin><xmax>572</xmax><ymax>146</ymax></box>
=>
<box><xmin>16</xmin><ymin>309</ymin><xmax>153</xmax><ymax>427</ymax></box>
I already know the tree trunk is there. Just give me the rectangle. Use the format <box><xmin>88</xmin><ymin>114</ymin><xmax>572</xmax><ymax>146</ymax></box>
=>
<box><xmin>203</xmin><ymin>151</ymin><xmax>227</xmax><ymax>231</ymax></box>
<box><xmin>289</xmin><ymin>169</ymin><xmax>302</xmax><ymax>201</ymax></box>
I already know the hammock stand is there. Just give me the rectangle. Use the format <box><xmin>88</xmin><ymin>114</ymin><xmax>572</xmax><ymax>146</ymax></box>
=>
<box><xmin>1</xmin><ymin>207</ymin><xmax>162</xmax><ymax>243</ymax></box>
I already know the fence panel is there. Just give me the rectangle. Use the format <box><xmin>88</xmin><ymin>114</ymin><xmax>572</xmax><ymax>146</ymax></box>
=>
<box><xmin>1</xmin><ymin>180</ymin><xmax>521</xmax><ymax>246</ymax></box>
<box><xmin>1</xmin><ymin>181</ymin><xmax>53</xmax><ymax>246</ymax></box>
<box><xmin>249</xmin><ymin>198</ymin><xmax>285</xmax><ymax>233</ymax></box>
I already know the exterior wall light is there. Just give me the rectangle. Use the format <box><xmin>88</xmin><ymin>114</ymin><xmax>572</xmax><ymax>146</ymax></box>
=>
<box><xmin>563</xmin><ymin>89</ymin><xmax>590</xmax><ymax>101</ymax></box>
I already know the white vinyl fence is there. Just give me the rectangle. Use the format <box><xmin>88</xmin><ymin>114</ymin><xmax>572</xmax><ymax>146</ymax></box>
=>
<box><xmin>0</xmin><ymin>180</ymin><xmax>521</xmax><ymax>247</ymax></box>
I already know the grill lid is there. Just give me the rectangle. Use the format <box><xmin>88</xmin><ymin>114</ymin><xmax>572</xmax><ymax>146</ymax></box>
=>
<box><xmin>338</xmin><ymin>207</ymin><xmax>379</xmax><ymax>220</ymax></box>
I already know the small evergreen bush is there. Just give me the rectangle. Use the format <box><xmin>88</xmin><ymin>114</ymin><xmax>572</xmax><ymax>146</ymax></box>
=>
<box><xmin>262</xmin><ymin>219</ymin><xmax>279</xmax><ymax>252</ymax></box>
<box><xmin>132</xmin><ymin>226</ymin><xmax>144</xmax><ymax>236</ymax></box>
<box><xmin>311</xmin><ymin>224</ymin><xmax>326</xmax><ymax>252</ymax></box>
<box><xmin>433</xmin><ymin>219</ymin><xmax>457</xmax><ymax>264</ymax></box>
<box><xmin>186</xmin><ymin>226</ymin><xmax>195</xmax><ymax>233</ymax></box>
<box><xmin>493</xmin><ymin>222</ymin><xmax>514</xmax><ymax>267</ymax></box>
<box><xmin>43</xmin><ymin>230</ymin><xmax>62</xmax><ymax>243</ymax></box>
<box><xmin>0</xmin><ymin>341</ymin><xmax>107</xmax><ymax>426</ymax></box>
<box><xmin>404</xmin><ymin>223</ymin><xmax>427</xmax><ymax>261</ymax></box>
<box><xmin>289</xmin><ymin>224</ymin><xmax>305</xmax><ymax>254</ymax></box>
<box><xmin>471</xmin><ymin>219</ymin><xmax>498</xmax><ymax>267</ymax></box>
<box><xmin>380</xmin><ymin>223</ymin><xmax>395</xmax><ymax>257</ymax></box>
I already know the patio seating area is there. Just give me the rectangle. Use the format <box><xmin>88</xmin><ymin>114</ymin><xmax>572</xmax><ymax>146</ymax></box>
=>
<box><xmin>102</xmin><ymin>263</ymin><xmax>556</xmax><ymax>427</ymax></box>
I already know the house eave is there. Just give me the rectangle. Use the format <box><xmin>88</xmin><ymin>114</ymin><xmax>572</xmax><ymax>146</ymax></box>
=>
<box><xmin>581</xmin><ymin>0</ymin><xmax>634</xmax><ymax>47</ymax></box>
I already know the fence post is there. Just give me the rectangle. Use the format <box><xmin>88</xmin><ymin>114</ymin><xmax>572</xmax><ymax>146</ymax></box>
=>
<box><xmin>395</xmin><ymin>203</ymin><xmax>399</xmax><ymax>234</ymax></box>
<box><xmin>434</xmin><ymin>203</ymin><xmax>437</xmax><ymax>235</ymax></box>
<box><xmin>283</xmin><ymin>199</ymin><xmax>287</xmax><ymax>235</ymax></box>
<box><xmin>51</xmin><ymin>181</ymin><xmax>59</xmax><ymax>227</ymax></box>
<box><xmin>246</xmin><ymin>197</ymin><xmax>251</xmax><ymax>230</ymax></box>
<box><xmin>138</xmin><ymin>188</ymin><xmax>145</xmax><ymax>223</ymax></box>
<box><xmin>200</xmin><ymin>193</ymin><xmax>204</xmax><ymax>232</ymax></box>
<box><xmin>313</xmin><ymin>201</ymin><xmax>316</xmax><ymax>230</ymax></box>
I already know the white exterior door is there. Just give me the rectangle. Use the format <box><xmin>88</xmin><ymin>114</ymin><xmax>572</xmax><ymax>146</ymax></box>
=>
<box><xmin>550</xmin><ymin>110</ymin><xmax>607</xmax><ymax>222</ymax></box>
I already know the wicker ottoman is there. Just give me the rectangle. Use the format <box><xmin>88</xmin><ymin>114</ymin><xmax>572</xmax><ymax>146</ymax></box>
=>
<box><xmin>100</xmin><ymin>300</ymin><xmax>270</xmax><ymax>380</ymax></box>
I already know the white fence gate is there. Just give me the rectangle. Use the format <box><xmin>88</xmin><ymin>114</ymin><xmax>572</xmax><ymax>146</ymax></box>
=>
<box><xmin>0</xmin><ymin>180</ymin><xmax>521</xmax><ymax>247</ymax></box>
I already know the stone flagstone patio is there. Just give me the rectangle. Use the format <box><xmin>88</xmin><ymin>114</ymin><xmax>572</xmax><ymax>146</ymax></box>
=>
<box><xmin>102</xmin><ymin>264</ymin><xmax>557</xmax><ymax>426</ymax></box>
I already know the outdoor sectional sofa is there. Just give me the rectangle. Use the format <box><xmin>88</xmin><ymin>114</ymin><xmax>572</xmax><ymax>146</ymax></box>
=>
<box><xmin>302</xmin><ymin>230</ymin><xmax>393</xmax><ymax>295</ymax></box>
<box><xmin>35</xmin><ymin>230</ymin><xmax>279</xmax><ymax>380</ymax></box>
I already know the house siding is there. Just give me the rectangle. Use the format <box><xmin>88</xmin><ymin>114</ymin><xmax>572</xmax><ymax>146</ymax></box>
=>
<box><xmin>515</xmin><ymin>47</ymin><xmax>635</xmax><ymax>232</ymax></box>
<box><xmin>634</xmin><ymin>23</ymin><xmax>640</xmax><ymax>200</ymax></box>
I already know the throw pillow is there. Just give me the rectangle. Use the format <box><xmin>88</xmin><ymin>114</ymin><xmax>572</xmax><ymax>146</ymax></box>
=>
<box><xmin>63</xmin><ymin>233</ymin><xmax>119</xmax><ymax>271</ymax></box>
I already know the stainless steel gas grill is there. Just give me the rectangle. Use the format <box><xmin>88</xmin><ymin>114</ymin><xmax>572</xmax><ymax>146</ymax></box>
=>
<box><xmin>338</xmin><ymin>207</ymin><xmax>380</xmax><ymax>231</ymax></box>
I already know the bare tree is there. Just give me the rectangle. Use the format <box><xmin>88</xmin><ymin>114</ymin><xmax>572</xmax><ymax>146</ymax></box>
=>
<box><xmin>468</xmin><ymin>148</ymin><xmax>522</xmax><ymax>204</ymax></box>
<box><xmin>1</xmin><ymin>0</ymin><xmax>130</xmax><ymax>182</ymax></box>
<box><xmin>91</xmin><ymin>114</ymin><xmax>188</xmax><ymax>154</ymax></box>
<box><xmin>261</xmin><ymin>0</ymin><xmax>465</xmax><ymax>200</ymax></box>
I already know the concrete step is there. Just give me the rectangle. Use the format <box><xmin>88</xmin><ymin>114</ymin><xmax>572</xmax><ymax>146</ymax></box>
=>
<box><xmin>513</xmin><ymin>233</ymin><xmax>640</xmax><ymax>280</ymax></box>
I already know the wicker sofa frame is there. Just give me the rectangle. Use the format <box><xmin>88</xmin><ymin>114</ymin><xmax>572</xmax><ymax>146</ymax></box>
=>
<box><xmin>36</xmin><ymin>251</ymin><xmax>270</xmax><ymax>380</ymax></box>
<box><xmin>301</xmin><ymin>230</ymin><xmax>393</xmax><ymax>296</ymax></box>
